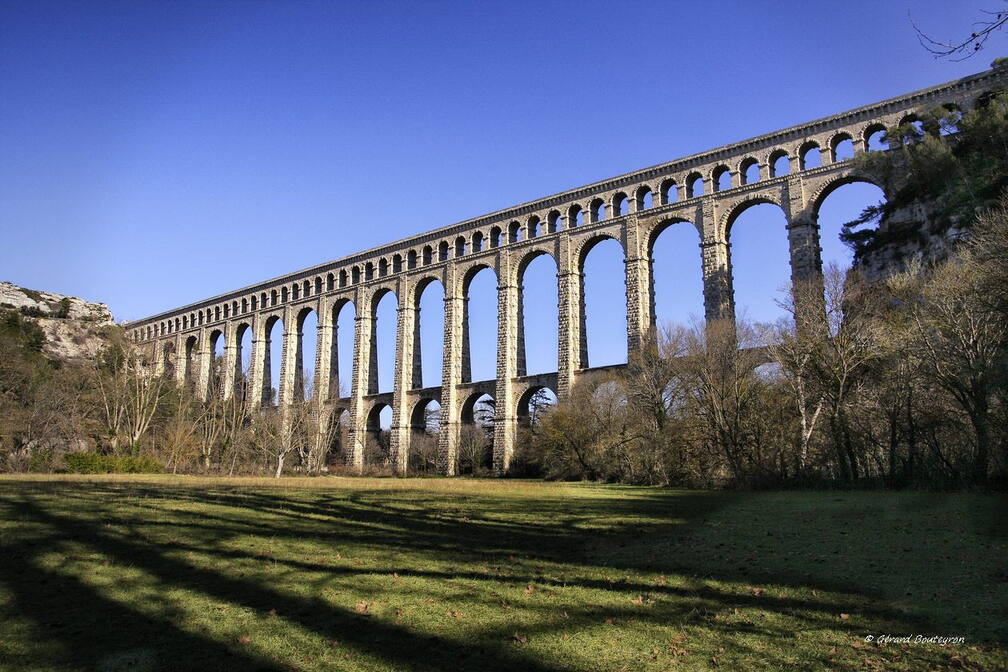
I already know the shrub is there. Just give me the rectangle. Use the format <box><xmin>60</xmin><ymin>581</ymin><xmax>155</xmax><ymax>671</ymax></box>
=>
<box><xmin>63</xmin><ymin>452</ymin><xmax>163</xmax><ymax>474</ymax></box>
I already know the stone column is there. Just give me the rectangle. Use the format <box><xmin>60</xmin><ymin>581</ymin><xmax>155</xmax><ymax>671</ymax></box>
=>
<box><xmin>249</xmin><ymin>316</ymin><xmax>267</xmax><ymax>410</ymax></box>
<box><xmin>623</xmin><ymin>215</ymin><xmax>652</xmax><ymax>353</ymax></box>
<box><xmin>781</xmin><ymin>174</ymin><xmax>826</xmax><ymax>328</ymax></box>
<box><xmin>277</xmin><ymin>306</ymin><xmax>298</xmax><ymax>409</ymax></box>
<box><xmin>493</xmin><ymin>251</ymin><xmax>519</xmax><ymax>474</ymax></box>
<box><xmin>195</xmin><ymin>329</ymin><xmax>212</xmax><ymax>401</ymax></box>
<box><xmin>390</xmin><ymin>276</ymin><xmax>415</xmax><ymax>475</ymax></box>
<box><xmin>411</xmin><ymin>298</ymin><xmax>423</xmax><ymax>389</ymax></box>
<box><xmin>174</xmin><ymin>333</ymin><xmax>186</xmax><ymax>388</ymax></box>
<box><xmin>222</xmin><ymin>325</ymin><xmax>238</xmax><ymax>401</ymax></box>
<box><xmin>515</xmin><ymin>285</ymin><xmax>527</xmax><ymax>377</ymax></box>
<box><xmin>153</xmin><ymin>340</ymin><xmax>165</xmax><ymax>378</ymax></box>
<box><xmin>700</xmin><ymin>238</ymin><xmax>733</xmax><ymax>322</ymax></box>
<box><xmin>438</xmin><ymin>265</ymin><xmax>463</xmax><ymax>476</ymax></box>
<box><xmin>460</xmin><ymin>293</ymin><xmax>472</xmax><ymax>383</ymax></box>
<box><xmin>697</xmin><ymin>197</ymin><xmax>733</xmax><ymax>323</ymax></box>
<box><xmin>315</xmin><ymin>299</ymin><xmax>334</xmax><ymax>403</ymax></box>
<box><xmin>556</xmin><ymin>233</ymin><xmax>579</xmax><ymax>397</ymax></box>
<box><xmin>347</xmin><ymin>288</ymin><xmax>371</xmax><ymax>471</ymax></box>
<box><xmin>577</xmin><ymin>270</ymin><xmax>589</xmax><ymax>369</ymax></box>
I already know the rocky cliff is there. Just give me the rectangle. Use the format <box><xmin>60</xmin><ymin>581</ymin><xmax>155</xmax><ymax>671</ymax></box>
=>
<box><xmin>0</xmin><ymin>282</ymin><xmax>116</xmax><ymax>361</ymax></box>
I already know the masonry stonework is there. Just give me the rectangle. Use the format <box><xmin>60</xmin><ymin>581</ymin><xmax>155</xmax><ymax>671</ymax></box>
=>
<box><xmin>127</xmin><ymin>68</ymin><xmax>1007</xmax><ymax>476</ymax></box>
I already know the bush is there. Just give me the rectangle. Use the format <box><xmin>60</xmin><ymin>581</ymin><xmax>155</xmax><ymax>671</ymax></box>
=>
<box><xmin>19</xmin><ymin>305</ymin><xmax>45</xmax><ymax>318</ymax></box>
<box><xmin>63</xmin><ymin>452</ymin><xmax>163</xmax><ymax>474</ymax></box>
<box><xmin>55</xmin><ymin>297</ymin><xmax>71</xmax><ymax>319</ymax></box>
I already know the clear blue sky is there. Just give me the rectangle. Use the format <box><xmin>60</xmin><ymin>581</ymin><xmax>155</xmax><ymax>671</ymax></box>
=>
<box><xmin>1</xmin><ymin>0</ymin><xmax>1000</xmax><ymax>390</ymax></box>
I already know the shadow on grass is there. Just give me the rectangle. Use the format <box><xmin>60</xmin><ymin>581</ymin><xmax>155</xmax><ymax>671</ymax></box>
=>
<box><xmin>0</xmin><ymin>480</ymin><xmax>1002</xmax><ymax>671</ymax></box>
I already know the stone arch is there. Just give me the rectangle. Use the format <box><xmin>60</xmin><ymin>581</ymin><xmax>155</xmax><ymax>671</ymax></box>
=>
<box><xmin>712</xmin><ymin>164</ymin><xmax>732</xmax><ymax>192</ymax></box>
<box><xmin>261</xmin><ymin>314</ymin><xmax>284</xmax><ymax>406</ymax></box>
<box><xmin>379</xmin><ymin>258</ymin><xmax>389</xmax><ymax>277</ymax></box>
<box><xmin>516</xmin><ymin>385</ymin><xmax>557</xmax><ymax>426</ymax></box>
<box><xmin>364</xmin><ymin>402</ymin><xmax>392</xmax><ymax>467</ymax></box>
<box><xmin>527</xmin><ymin>215</ymin><xmax>541</xmax><ymax>239</ymax></box>
<box><xmin>514</xmin><ymin>246</ymin><xmax>556</xmax><ymax>285</ymax></box>
<box><xmin>329</xmin><ymin>298</ymin><xmax>356</xmax><ymax>399</ymax></box>
<box><xmin>660</xmin><ymin>178</ymin><xmax>678</xmax><ymax>204</ymax></box>
<box><xmin>515</xmin><ymin>247</ymin><xmax>559</xmax><ymax>375</ymax></box>
<box><xmin>577</xmin><ymin>233</ymin><xmax>628</xmax><ymax>367</ymax></box>
<box><xmin>392</xmin><ymin>254</ymin><xmax>403</xmax><ymax>274</ymax></box>
<box><xmin>461</xmin><ymin>263</ymin><xmax>499</xmax><ymax>383</ymax></box>
<box><xmin>829</xmin><ymin>132</ymin><xmax>855</xmax><ymax>162</ymax></box>
<box><xmin>646</xmin><ymin>216</ymin><xmax>698</xmax><ymax>257</ymax></box>
<box><xmin>208</xmin><ymin>328</ymin><xmax>225</xmax><ymax>397</ymax></box>
<box><xmin>798</xmin><ymin>140</ymin><xmax>821</xmax><ymax>170</ymax></box>
<box><xmin>408</xmin><ymin>396</ymin><xmax>441</xmax><ymax>474</ymax></box>
<box><xmin>438</xmin><ymin>240</ymin><xmax>450</xmax><ymax>261</ymax></box>
<box><xmin>507</xmin><ymin>220</ymin><xmax>522</xmax><ymax>244</ymax></box>
<box><xmin>590</xmin><ymin>197</ymin><xmax>606</xmax><ymax>223</ymax></box>
<box><xmin>575</xmin><ymin>232</ymin><xmax>625</xmax><ymax>270</ymax></box>
<box><xmin>294</xmin><ymin>305</ymin><xmax>318</xmax><ymax>400</ymax></box>
<box><xmin>459</xmin><ymin>390</ymin><xmax>492</xmax><ymax>425</ymax></box>
<box><xmin>413</xmin><ymin>275</ymin><xmax>445</xmax><ymax>388</ymax></box>
<box><xmin>455</xmin><ymin>235</ymin><xmax>467</xmax><ymax>257</ymax></box>
<box><xmin>721</xmin><ymin>194</ymin><xmax>785</xmax><ymax>241</ymax></box>
<box><xmin>183</xmin><ymin>335</ymin><xmax>198</xmax><ymax>387</ymax></box>
<box><xmin>862</xmin><ymin>122</ymin><xmax>888</xmax><ymax>151</ymax></box>
<box><xmin>547</xmin><ymin>210</ymin><xmax>562</xmax><ymax>233</ymax></box>
<box><xmin>461</xmin><ymin>261</ymin><xmax>496</xmax><ymax>296</ymax></box>
<box><xmin>634</xmin><ymin>185</ymin><xmax>653</xmax><ymax>211</ymax></box>
<box><xmin>685</xmin><ymin>171</ymin><xmax>704</xmax><ymax>198</ymax></box>
<box><xmin>738</xmin><ymin>157</ymin><xmax>760</xmax><ymax>185</ymax></box>
<box><xmin>648</xmin><ymin>217</ymin><xmax>705</xmax><ymax>331</ymax></box>
<box><xmin>612</xmin><ymin>192</ymin><xmax>629</xmax><ymax>216</ymax></box>
<box><xmin>161</xmin><ymin>340</ymin><xmax>176</xmax><ymax>380</ymax></box>
<box><xmin>409</xmin><ymin>396</ymin><xmax>439</xmax><ymax>429</ymax></box>
<box><xmin>725</xmin><ymin>199</ymin><xmax>792</xmax><ymax>324</ymax></box>
<box><xmin>568</xmin><ymin>203</ymin><xmax>584</xmax><ymax>228</ymax></box>
<box><xmin>768</xmin><ymin>149</ymin><xmax>790</xmax><ymax>177</ymax></box>
<box><xmin>808</xmin><ymin>173</ymin><xmax>888</xmax><ymax>217</ymax></box>
<box><xmin>232</xmin><ymin>321</ymin><xmax>252</xmax><ymax>400</ymax></box>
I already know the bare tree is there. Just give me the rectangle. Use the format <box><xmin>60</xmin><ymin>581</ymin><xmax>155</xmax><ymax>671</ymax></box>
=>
<box><xmin>91</xmin><ymin>340</ymin><xmax>165</xmax><ymax>453</ymax></box>
<box><xmin>911</xmin><ymin>5</ymin><xmax>1007</xmax><ymax>60</ymax></box>
<box><xmin>889</xmin><ymin>255</ymin><xmax>1007</xmax><ymax>483</ymax></box>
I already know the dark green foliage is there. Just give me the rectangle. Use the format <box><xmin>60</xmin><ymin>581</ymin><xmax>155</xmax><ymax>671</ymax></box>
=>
<box><xmin>1</xmin><ymin>309</ymin><xmax>45</xmax><ymax>352</ymax></box>
<box><xmin>63</xmin><ymin>452</ymin><xmax>163</xmax><ymax>474</ymax></box>
<box><xmin>18</xmin><ymin>305</ymin><xmax>45</xmax><ymax>319</ymax></box>
<box><xmin>55</xmin><ymin>297</ymin><xmax>71</xmax><ymax>319</ymax></box>
<box><xmin>18</xmin><ymin>287</ymin><xmax>43</xmax><ymax>303</ymax></box>
<box><xmin>843</xmin><ymin>92</ymin><xmax>1008</xmax><ymax>260</ymax></box>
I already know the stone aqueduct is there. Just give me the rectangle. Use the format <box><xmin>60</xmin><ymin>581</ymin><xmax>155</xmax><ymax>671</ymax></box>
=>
<box><xmin>128</xmin><ymin>67</ymin><xmax>1006</xmax><ymax>475</ymax></box>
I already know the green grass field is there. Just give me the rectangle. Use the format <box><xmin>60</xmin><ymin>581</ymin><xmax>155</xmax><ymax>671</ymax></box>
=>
<box><xmin>0</xmin><ymin>475</ymin><xmax>1004</xmax><ymax>671</ymax></box>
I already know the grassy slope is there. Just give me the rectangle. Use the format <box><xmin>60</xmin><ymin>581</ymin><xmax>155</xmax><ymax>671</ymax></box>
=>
<box><xmin>0</xmin><ymin>475</ymin><xmax>1004</xmax><ymax>672</ymax></box>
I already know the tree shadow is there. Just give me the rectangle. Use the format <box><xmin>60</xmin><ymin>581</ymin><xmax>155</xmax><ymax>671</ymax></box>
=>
<box><xmin>0</xmin><ymin>480</ymin><xmax>1002</xmax><ymax>671</ymax></box>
